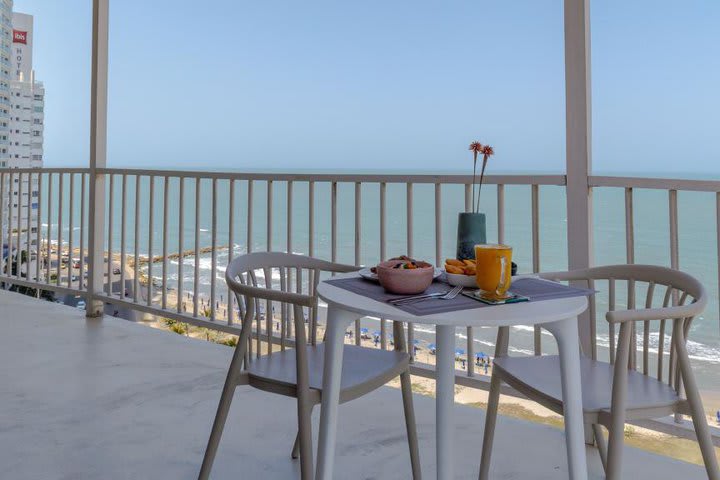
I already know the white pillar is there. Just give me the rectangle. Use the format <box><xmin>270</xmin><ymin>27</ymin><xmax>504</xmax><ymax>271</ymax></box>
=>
<box><xmin>87</xmin><ymin>0</ymin><xmax>109</xmax><ymax>317</ymax></box>
<box><xmin>564</xmin><ymin>0</ymin><xmax>594</xmax><ymax>355</ymax></box>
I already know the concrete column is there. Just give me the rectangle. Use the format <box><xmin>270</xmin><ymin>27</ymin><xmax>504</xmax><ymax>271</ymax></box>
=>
<box><xmin>564</xmin><ymin>0</ymin><xmax>594</xmax><ymax>356</ymax></box>
<box><xmin>87</xmin><ymin>0</ymin><xmax>109</xmax><ymax>317</ymax></box>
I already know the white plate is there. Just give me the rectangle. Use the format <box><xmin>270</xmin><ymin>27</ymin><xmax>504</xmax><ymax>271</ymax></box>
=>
<box><xmin>359</xmin><ymin>267</ymin><xmax>443</xmax><ymax>282</ymax></box>
<box><xmin>445</xmin><ymin>272</ymin><xmax>478</xmax><ymax>288</ymax></box>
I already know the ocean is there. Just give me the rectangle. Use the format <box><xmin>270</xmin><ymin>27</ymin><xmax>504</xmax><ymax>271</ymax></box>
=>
<box><xmin>43</xmin><ymin>175</ymin><xmax>720</xmax><ymax>395</ymax></box>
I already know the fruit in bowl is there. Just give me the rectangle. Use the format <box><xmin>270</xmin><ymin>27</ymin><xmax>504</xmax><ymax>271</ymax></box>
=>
<box><xmin>376</xmin><ymin>259</ymin><xmax>434</xmax><ymax>294</ymax></box>
<box><xmin>444</xmin><ymin>258</ymin><xmax>478</xmax><ymax>288</ymax></box>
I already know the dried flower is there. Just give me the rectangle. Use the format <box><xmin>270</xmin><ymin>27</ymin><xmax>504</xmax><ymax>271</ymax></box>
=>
<box><xmin>476</xmin><ymin>144</ymin><xmax>494</xmax><ymax>212</ymax></box>
<box><xmin>469</xmin><ymin>142</ymin><xmax>484</xmax><ymax>155</ymax></box>
<box><xmin>469</xmin><ymin>142</ymin><xmax>484</xmax><ymax>212</ymax></box>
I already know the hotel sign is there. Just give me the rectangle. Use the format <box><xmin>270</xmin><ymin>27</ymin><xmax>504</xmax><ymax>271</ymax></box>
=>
<box><xmin>13</xmin><ymin>30</ymin><xmax>27</xmax><ymax>44</ymax></box>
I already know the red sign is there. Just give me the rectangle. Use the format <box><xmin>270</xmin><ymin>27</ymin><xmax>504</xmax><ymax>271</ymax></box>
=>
<box><xmin>13</xmin><ymin>30</ymin><xmax>27</xmax><ymax>44</ymax></box>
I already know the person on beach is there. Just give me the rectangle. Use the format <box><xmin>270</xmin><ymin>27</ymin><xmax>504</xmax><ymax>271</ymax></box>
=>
<box><xmin>484</xmin><ymin>362</ymin><xmax>489</xmax><ymax>375</ymax></box>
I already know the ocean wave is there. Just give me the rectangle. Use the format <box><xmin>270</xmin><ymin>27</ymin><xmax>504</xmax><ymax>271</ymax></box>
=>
<box><xmin>512</xmin><ymin>325</ymin><xmax>553</xmax><ymax>337</ymax></box>
<box><xmin>596</xmin><ymin>332</ymin><xmax>720</xmax><ymax>364</ymax></box>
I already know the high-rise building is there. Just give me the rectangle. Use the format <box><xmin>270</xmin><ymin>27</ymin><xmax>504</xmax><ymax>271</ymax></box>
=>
<box><xmin>5</xmin><ymin>11</ymin><xmax>43</xmax><ymax>251</ymax></box>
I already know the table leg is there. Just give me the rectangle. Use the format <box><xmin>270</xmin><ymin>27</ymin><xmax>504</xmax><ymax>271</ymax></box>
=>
<box><xmin>316</xmin><ymin>305</ymin><xmax>357</xmax><ymax>480</ymax></box>
<box><xmin>435</xmin><ymin>324</ymin><xmax>456</xmax><ymax>480</ymax></box>
<box><xmin>545</xmin><ymin>316</ymin><xmax>588</xmax><ymax>480</ymax></box>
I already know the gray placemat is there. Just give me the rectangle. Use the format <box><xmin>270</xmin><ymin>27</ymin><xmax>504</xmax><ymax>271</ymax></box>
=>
<box><xmin>325</xmin><ymin>277</ymin><xmax>594</xmax><ymax>317</ymax></box>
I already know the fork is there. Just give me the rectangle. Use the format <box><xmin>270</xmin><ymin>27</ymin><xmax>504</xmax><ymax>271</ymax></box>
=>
<box><xmin>390</xmin><ymin>285</ymin><xmax>463</xmax><ymax>305</ymax></box>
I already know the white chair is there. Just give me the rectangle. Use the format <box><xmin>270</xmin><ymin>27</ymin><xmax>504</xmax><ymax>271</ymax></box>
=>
<box><xmin>198</xmin><ymin>252</ymin><xmax>421</xmax><ymax>480</ymax></box>
<box><xmin>479</xmin><ymin>264</ymin><xmax>719</xmax><ymax>480</ymax></box>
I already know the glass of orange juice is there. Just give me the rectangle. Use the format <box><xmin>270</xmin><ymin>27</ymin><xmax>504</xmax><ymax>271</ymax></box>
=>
<box><xmin>474</xmin><ymin>244</ymin><xmax>512</xmax><ymax>300</ymax></box>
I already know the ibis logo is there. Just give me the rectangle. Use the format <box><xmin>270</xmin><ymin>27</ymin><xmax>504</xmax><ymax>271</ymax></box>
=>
<box><xmin>13</xmin><ymin>30</ymin><xmax>27</xmax><ymax>44</ymax></box>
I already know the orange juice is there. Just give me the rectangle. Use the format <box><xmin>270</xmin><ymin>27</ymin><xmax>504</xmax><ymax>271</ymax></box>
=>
<box><xmin>474</xmin><ymin>244</ymin><xmax>512</xmax><ymax>299</ymax></box>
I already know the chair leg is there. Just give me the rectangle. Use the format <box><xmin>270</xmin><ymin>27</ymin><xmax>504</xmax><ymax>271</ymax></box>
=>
<box><xmin>606</xmin><ymin>322</ymin><xmax>632</xmax><ymax>480</ymax></box>
<box><xmin>592</xmin><ymin>423</ymin><xmax>608</xmax><ymax>474</ymax></box>
<box><xmin>400</xmin><ymin>369</ymin><xmax>422</xmax><ymax>479</ymax></box>
<box><xmin>291</xmin><ymin>404</ymin><xmax>315</xmax><ymax>460</ymax></box>
<box><xmin>297</xmin><ymin>396</ymin><xmax>314</xmax><ymax>480</ymax></box>
<box><xmin>674</xmin><ymin>325</ymin><xmax>720</xmax><ymax>480</ymax></box>
<box><xmin>478</xmin><ymin>369</ymin><xmax>502</xmax><ymax>480</ymax></box>
<box><xmin>198</xmin><ymin>345</ymin><xmax>245</xmax><ymax>480</ymax></box>
<box><xmin>291</xmin><ymin>430</ymin><xmax>301</xmax><ymax>460</ymax></box>
<box><xmin>479</xmin><ymin>326</ymin><xmax>509</xmax><ymax>480</ymax></box>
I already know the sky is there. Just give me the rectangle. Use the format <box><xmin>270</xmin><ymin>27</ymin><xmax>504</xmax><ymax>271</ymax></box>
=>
<box><xmin>12</xmin><ymin>0</ymin><xmax>720</xmax><ymax>175</ymax></box>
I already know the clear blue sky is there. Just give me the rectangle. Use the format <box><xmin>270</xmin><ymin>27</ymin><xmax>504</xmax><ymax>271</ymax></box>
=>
<box><xmin>13</xmin><ymin>0</ymin><xmax>720</xmax><ymax>174</ymax></box>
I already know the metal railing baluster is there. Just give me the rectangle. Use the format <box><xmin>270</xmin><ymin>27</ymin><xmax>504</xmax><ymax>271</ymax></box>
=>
<box><xmin>227</xmin><ymin>179</ymin><xmax>235</xmax><ymax>325</ymax></box>
<box><xmin>247</xmin><ymin>180</ymin><xmax>253</xmax><ymax>254</ymax></box>
<box><xmin>532</xmin><ymin>184</ymin><xmax>541</xmax><ymax>355</ymax></box>
<box><xmin>119</xmin><ymin>175</ymin><xmax>126</xmax><ymax>299</ymax></box>
<box><xmin>717</xmin><ymin>192</ymin><xmax>720</xmax><ymax>333</ymax></box>
<box><xmin>177</xmin><ymin>178</ymin><xmax>185</xmax><ymax>313</ymax></box>
<box><xmin>625</xmin><ymin>188</ymin><xmax>636</xmax><ymax>369</ymax></box>
<box><xmin>35</xmin><ymin>173</ymin><xmax>42</xmax><ymax>284</ymax></box>
<box><xmin>308</xmin><ymin>181</ymin><xmax>315</xmax><ymax>258</ymax></box>
<box><xmin>406</xmin><ymin>182</ymin><xmax>415</xmax><ymax>358</ymax></box>
<box><xmin>162</xmin><ymin>176</ymin><xmax>169</xmax><ymax>309</ymax></box>
<box><xmin>464</xmin><ymin>183</ymin><xmax>474</xmax><ymax>376</ymax></box>
<box><xmin>668</xmin><ymin>189</ymin><xmax>682</xmax><ymax>423</ymax></box>
<box><xmin>194</xmin><ymin>177</ymin><xmax>201</xmax><ymax>317</ymax></box>
<box><xmin>79</xmin><ymin>173</ymin><xmax>86</xmax><ymax>290</ymax></box>
<box><xmin>106</xmin><ymin>174</ymin><xmax>113</xmax><ymax>294</ymax></box>
<box><xmin>497</xmin><ymin>184</ymin><xmax>505</xmax><ymax>244</ymax></box>
<box><xmin>26</xmin><ymin>173</ymin><xmax>33</xmax><ymax>286</ymax></box>
<box><xmin>266</xmin><ymin>180</ymin><xmax>273</xmax><ymax>252</ymax></box>
<box><xmin>0</xmin><ymin>173</ymin><xmax>4</xmax><ymax>279</ymax></box>
<box><xmin>133</xmin><ymin>175</ymin><xmax>141</xmax><ymax>304</ymax></box>
<box><xmin>210</xmin><ymin>178</ymin><xmax>218</xmax><ymax>320</ymax></box>
<box><xmin>55</xmin><ymin>174</ymin><xmax>62</xmax><ymax>286</ymax></box>
<box><xmin>147</xmin><ymin>176</ymin><xmax>155</xmax><ymax>307</ymax></box>
<box><xmin>45</xmin><ymin>173</ymin><xmax>52</xmax><ymax>283</ymax></box>
<box><xmin>331</xmin><ymin>181</ymin><xmax>337</xmax><ymax>265</ymax></box>
<box><xmin>380</xmin><ymin>182</ymin><xmax>387</xmax><ymax>350</ymax></box>
<box><xmin>16</xmin><ymin>173</ymin><xmax>23</xmax><ymax>279</ymax></box>
<box><xmin>354</xmin><ymin>182</ymin><xmax>361</xmax><ymax>345</ymax></box>
<box><xmin>286</xmin><ymin>181</ymin><xmax>293</xmax><ymax>340</ymax></box>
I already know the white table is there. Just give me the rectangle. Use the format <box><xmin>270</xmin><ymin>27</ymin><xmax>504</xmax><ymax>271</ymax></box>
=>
<box><xmin>315</xmin><ymin>273</ymin><xmax>589</xmax><ymax>480</ymax></box>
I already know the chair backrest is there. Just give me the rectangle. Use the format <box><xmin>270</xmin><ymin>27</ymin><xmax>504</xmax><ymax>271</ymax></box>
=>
<box><xmin>225</xmin><ymin>251</ymin><xmax>359</xmax><ymax>359</ymax></box>
<box><xmin>540</xmin><ymin>264</ymin><xmax>707</xmax><ymax>393</ymax></box>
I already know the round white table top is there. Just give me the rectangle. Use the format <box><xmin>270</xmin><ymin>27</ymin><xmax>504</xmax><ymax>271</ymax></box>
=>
<box><xmin>318</xmin><ymin>272</ymin><xmax>588</xmax><ymax>327</ymax></box>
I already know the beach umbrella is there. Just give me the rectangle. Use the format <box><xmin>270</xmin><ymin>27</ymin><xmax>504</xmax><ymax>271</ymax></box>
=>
<box><xmin>455</xmin><ymin>348</ymin><xmax>465</xmax><ymax>357</ymax></box>
<box><xmin>372</xmin><ymin>330</ymin><xmax>381</xmax><ymax>337</ymax></box>
<box><xmin>360</xmin><ymin>328</ymin><xmax>369</xmax><ymax>334</ymax></box>
<box><xmin>412</xmin><ymin>339</ymin><xmax>420</xmax><ymax>345</ymax></box>
<box><xmin>427</xmin><ymin>343</ymin><xmax>436</xmax><ymax>353</ymax></box>
<box><xmin>475</xmin><ymin>352</ymin><xmax>486</xmax><ymax>359</ymax></box>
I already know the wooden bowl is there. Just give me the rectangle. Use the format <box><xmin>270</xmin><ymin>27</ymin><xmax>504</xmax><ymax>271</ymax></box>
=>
<box><xmin>376</xmin><ymin>260</ymin><xmax>434</xmax><ymax>295</ymax></box>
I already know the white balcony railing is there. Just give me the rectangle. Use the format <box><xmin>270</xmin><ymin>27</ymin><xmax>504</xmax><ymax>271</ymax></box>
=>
<box><xmin>0</xmin><ymin>167</ymin><xmax>719</xmax><ymax>446</ymax></box>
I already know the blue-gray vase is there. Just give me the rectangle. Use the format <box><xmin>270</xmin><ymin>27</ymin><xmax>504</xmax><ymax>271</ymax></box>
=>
<box><xmin>456</xmin><ymin>212</ymin><xmax>487</xmax><ymax>260</ymax></box>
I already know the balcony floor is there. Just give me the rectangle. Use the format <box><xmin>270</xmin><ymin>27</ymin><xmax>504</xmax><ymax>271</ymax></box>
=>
<box><xmin>0</xmin><ymin>290</ymin><xmax>708</xmax><ymax>479</ymax></box>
